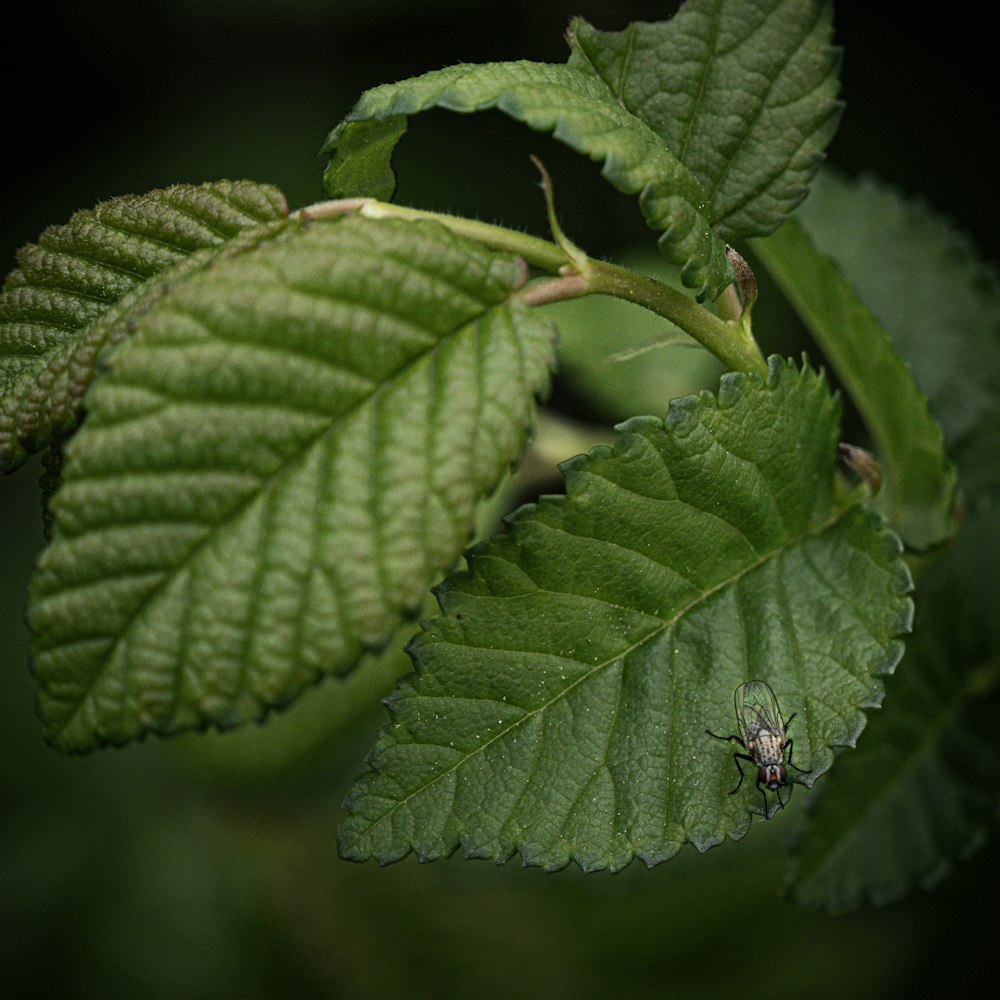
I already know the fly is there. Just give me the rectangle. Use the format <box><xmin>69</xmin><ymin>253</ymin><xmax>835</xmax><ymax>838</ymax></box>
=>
<box><xmin>706</xmin><ymin>679</ymin><xmax>802</xmax><ymax>816</ymax></box>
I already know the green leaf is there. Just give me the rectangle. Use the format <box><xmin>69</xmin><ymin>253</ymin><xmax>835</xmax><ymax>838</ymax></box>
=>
<box><xmin>179</xmin><ymin>633</ymin><xmax>417</xmax><ymax>786</ymax></box>
<box><xmin>338</xmin><ymin>358</ymin><xmax>912</xmax><ymax>871</ymax></box>
<box><xmin>566</xmin><ymin>0</ymin><xmax>842</xmax><ymax>240</ymax></box>
<box><xmin>776</xmin><ymin>174</ymin><xmax>1000</xmax><ymax>911</ymax></box>
<box><xmin>786</xmin><ymin>511</ymin><xmax>1000</xmax><ymax>912</ymax></box>
<box><xmin>322</xmin><ymin>115</ymin><xmax>409</xmax><ymax>203</ymax></box>
<box><xmin>0</xmin><ymin>180</ymin><xmax>289</xmax><ymax>472</ymax></box>
<box><xmin>321</xmin><ymin>2</ymin><xmax>841</xmax><ymax>303</ymax></box>
<box><xmin>751</xmin><ymin>180</ymin><xmax>959</xmax><ymax>551</ymax></box>
<box><xmin>30</xmin><ymin>215</ymin><xmax>556</xmax><ymax>751</ymax></box>
<box><xmin>779</xmin><ymin>170</ymin><xmax>1000</xmax><ymax>510</ymax></box>
<box><xmin>322</xmin><ymin>60</ymin><xmax>730</xmax><ymax>300</ymax></box>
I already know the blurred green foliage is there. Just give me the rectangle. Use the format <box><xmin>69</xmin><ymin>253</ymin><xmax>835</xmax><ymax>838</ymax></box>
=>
<box><xmin>2</xmin><ymin>1</ymin><xmax>996</xmax><ymax>997</ymax></box>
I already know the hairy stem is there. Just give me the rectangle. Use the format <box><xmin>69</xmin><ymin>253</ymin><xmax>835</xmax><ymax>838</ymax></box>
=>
<box><xmin>299</xmin><ymin>198</ymin><xmax>767</xmax><ymax>376</ymax></box>
<box><xmin>582</xmin><ymin>259</ymin><xmax>767</xmax><ymax>377</ymax></box>
<box><xmin>300</xmin><ymin>198</ymin><xmax>568</xmax><ymax>271</ymax></box>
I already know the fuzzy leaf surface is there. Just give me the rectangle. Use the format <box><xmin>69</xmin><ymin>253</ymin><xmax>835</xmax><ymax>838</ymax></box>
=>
<box><xmin>321</xmin><ymin>1</ymin><xmax>840</xmax><ymax>302</ymax></box>
<box><xmin>30</xmin><ymin>215</ymin><xmax>555</xmax><ymax>751</ymax></box>
<box><xmin>339</xmin><ymin>359</ymin><xmax>912</xmax><ymax>871</ymax></box>
<box><xmin>566</xmin><ymin>0</ymin><xmax>841</xmax><ymax>239</ymax></box>
<box><xmin>0</xmin><ymin>180</ymin><xmax>289</xmax><ymax>471</ymax></box>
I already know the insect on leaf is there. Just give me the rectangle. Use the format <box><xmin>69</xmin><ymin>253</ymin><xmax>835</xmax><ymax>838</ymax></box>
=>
<box><xmin>708</xmin><ymin>679</ymin><xmax>800</xmax><ymax>819</ymax></box>
<box><xmin>339</xmin><ymin>358</ymin><xmax>913</xmax><ymax>872</ymax></box>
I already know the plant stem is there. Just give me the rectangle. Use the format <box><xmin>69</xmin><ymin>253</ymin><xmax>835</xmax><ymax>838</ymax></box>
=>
<box><xmin>298</xmin><ymin>198</ymin><xmax>767</xmax><ymax>376</ymax></box>
<box><xmin>300</xmin><ymin>198</ymin><xmax>568</xmax><ymax>272</ymax></box>
<box><xmin>581</xmin><ymin>259</ymin><xmax>767</xmax><ymax>377</ymax></box>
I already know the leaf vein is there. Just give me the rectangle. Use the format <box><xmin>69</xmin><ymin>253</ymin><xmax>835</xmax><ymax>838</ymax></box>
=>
<box><xmin>705</xmin><ymin>2</ymin><xmax>827</xmax><ymax>225</ymax></box>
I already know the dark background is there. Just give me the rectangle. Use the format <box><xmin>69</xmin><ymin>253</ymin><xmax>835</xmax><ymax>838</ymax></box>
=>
<box><xmin>2</xmin><ymin>1</ymin><xmax>997</xmax><ymax>261</ymax></box>
<box><xmin>2</xmin><ymin>2</ymin><xmax>997</xmax><ymax>997</ymax></box>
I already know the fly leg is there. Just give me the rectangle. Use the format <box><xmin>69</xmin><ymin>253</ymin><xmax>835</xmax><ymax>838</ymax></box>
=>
<box><xmin>785</xmin><ymin>736</ymin><xmax>808</xmax><ymax>775</ymax></box>
<box><xmin>706</xmin><ymin>728</ymin><xmax>753</xmax><ymax>796</ymax></box>
<box><xmin>757</xmin><ymin>776</ymin><xmax>774</xmax><ymax>814</ymax></box>
<box><xmin>728</xmin><ymin>751</ymin><xmax>755</xmax><ymax>796</ymax></box>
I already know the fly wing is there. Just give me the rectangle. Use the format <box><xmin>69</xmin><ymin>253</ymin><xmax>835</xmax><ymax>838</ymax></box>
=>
<box><xmin>735</xmin><ymin>680</ymin><xmax>784</xmax><ymax>745</ymax></box>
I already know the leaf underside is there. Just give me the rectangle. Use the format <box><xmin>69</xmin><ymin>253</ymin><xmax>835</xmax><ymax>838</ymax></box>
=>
<box><xmin>0</xmin><ymin>180</ymin><xmax>289</xmax><ymax>472</ymax></box>
<box><xmin>30</xmin><ymin>215</ymin><xmax>555</xmax><ymax>751</ymax></box>
<box><xmin>321</xmin><ymin>1</ymin><xmax>840</xmax><ymax>303</ymax></box>
<box><xmin>339</xmin><ymin>358</ymin><xmax>913</xmax><ymax>872</ymax></box>
<box><xmin>322</xmin><ymin>62</ymin><xmax>729</xmax><ymax>300</ymax></box>
<box><xmin>752</xmin><ymin>174</ymin><xmax>958</xmax><ymax>551</ymax></box>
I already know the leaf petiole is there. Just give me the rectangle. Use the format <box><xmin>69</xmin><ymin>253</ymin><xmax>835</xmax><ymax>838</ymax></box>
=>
<box><xmin>298</xmin><ymin>197</ymin><xmax>767</xmax><ymax>376</ymax></box>
<box><xmin>297</xmin><ymin>197</ymin><xmax>568</xmax><ymax>272</ymax></box>
<box><xmin>578</xmin><ymin>258</ymin><xmax>767</xmax><ymax>377</ymax></box>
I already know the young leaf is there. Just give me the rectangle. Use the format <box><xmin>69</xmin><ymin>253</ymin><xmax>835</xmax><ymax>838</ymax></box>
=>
<box><xmin>338</xmin><ymin>359</ymin><xmax>912</xmax><ymax>871</ymax></box>
<box><xmin>322</xmin><ymin>61</ymin><xmax>730</xmax><ymax>300</ymax></box>
<box><xmin>752</xmin><ymin>179</ymin><xmax>959</xmax><ymax>551</ymax></box>
<box><xmin>0</xmin><ymin>180</ymin><xmax>289</xmax><ymax>471</ymax></box>
<box><xmin>29</xmin><ymin>215</ymin><xmax>556</xmax><ymax>752</ymax></box>
<box><xmin>321</xmin><ymin>2</ymin><xmax>841</xmax><ymax>303</ymax></box>
<box><xmin>566</xmin><ymin>0</ymin><xmax>842</xmax><ymax>241</ymax></box>
<box><xmin>786</xmin><ymin>512</ymin><xmax>1000</xmax><ymax>912</ymax></box>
